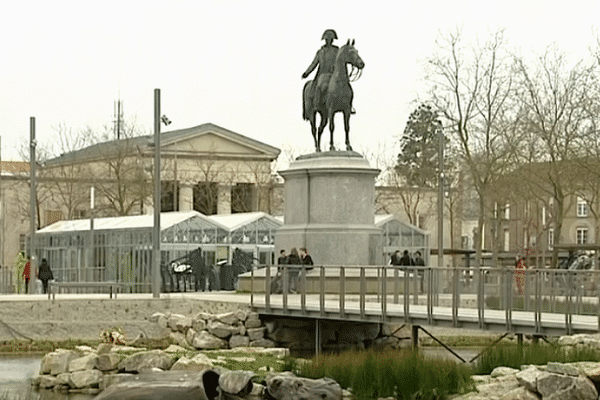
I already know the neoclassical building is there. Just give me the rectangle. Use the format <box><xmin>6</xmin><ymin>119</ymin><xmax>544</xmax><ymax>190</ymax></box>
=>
<box><xmin>40</xmin><ymin>122</ymin><xmax>282</xmax><ymax>219</ymax></box>
<box><xmin>1</xmin><ymin>123</ymin><xmax>281</xmax><ymax>270</ymax></box>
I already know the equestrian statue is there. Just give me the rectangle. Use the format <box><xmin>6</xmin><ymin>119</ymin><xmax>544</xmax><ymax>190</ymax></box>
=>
<box><xmin>302</xmin><ymin>29</ymin><xmax>365</xmax><ymax>152</ymax></box>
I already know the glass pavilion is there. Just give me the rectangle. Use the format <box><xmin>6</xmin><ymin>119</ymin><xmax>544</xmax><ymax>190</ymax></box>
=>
<box><xmin>375</xmin><ymin>214</ymin><xmax>430</xmax><ymax>265</ymax></box>
<box><xmin>34</xmin><ymin>211</ymin><xmax>281</xmax><ymax>292</ymax></box>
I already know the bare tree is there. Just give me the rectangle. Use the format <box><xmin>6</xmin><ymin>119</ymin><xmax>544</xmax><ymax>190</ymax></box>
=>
<box><xmin>513</xmin><ymin>45</ymin><xmax>599</xmax><ymax>266</ymax></box>
<box><xmin>427</xmin><ymin>29</ymin><xmax>516</xmax><ymax>267</ymax></box>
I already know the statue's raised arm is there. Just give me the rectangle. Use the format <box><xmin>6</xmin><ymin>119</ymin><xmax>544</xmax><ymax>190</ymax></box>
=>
<box><xmin>302</xmin><ymin>30</ymin><xmax>364</xmax><ymax>152</ymax></box>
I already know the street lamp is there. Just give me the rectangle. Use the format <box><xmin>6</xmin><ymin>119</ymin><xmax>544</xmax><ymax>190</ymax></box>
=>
<box><xmin>152</xmin><ymin>89</ymin><xmax>171</xmax><ymax>298</ymax></box>
<box><xmin>153</xmin><ymin>90</ymin><xmax>161</xmax><ymax>298</ymax></box>
<box><xmin>29</xmin><ymin>117</ymin><xmax>37</xmax><ymax>294</ymax></box>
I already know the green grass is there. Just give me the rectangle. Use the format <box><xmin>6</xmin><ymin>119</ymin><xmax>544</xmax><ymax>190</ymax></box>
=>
<box><xmin>295</xmin><ymin>348</ymin><xmax>474</xmax><ymax>400</ymax></box>
<box><xmin>474</xmin><ymin>343</ymin><xmax>600</xmax><ymax>375</ymax></box>
<box><xmin>201</xmin><ymin>350</ymin><xmax>292</xmax><ymax>380</ymax></box>
<box><xmin>0</xmin><ymin>336</ymin><xmax>174</xmax><ymax>354</ymax></box>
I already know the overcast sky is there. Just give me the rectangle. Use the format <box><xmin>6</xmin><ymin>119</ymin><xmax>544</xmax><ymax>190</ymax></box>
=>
<box><xmin>2</xmin><ymin>0</ymin><xmax>599</xmax><ymax>163</ymax></box>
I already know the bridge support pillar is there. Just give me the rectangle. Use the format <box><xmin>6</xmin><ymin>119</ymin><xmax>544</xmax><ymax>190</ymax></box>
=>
<box><xmin>516</xmin><ymin>333</ymin><xmax>523</xmax><ymax>349</ymax></box>
<box><xmin>411</xmin><ymin>325</ymin><xmax>419</xmax><ymax>350</ymax></box>
<box><xmin>315</xmin><ymin>319</ymin><xmax>321</xmax><ymax>359</ymax></box>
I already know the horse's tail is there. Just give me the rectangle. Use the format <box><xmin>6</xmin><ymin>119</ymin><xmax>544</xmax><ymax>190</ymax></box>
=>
<box><xmin>302</xmin><ymin>81</ymin><xmax>312</xmax><ymax>121</ymax></box>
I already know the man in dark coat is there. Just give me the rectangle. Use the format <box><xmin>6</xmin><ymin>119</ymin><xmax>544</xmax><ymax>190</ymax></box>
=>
<box><xmin>299</xmin><ymin>248</ymin><xmax>314</xmax><ymax>269</ymax></box>
<box><xmin>399</xmin><ymin>250</ymin><xmax>414</xmax><ymax>267</ymax></box>
<box><xmin>37</xmin><ymin>258</ymin><xmax>53</xmax><ymax>294</ymax></box>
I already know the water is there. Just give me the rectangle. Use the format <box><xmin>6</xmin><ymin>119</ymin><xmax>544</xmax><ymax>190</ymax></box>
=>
<box><xmin>0</xmin><ymin>355</ymin><xmax>95</xmax><ymax>400</ymax></box>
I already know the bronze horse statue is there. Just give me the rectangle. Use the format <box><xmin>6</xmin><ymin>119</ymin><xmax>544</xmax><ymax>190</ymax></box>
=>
<box><xmin>303</xmin><ymin>39</ymin><xmax>364</xmax><ymax>152</ymax></box>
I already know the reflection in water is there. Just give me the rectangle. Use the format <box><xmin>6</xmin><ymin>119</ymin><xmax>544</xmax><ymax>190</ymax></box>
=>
<box><xmin>0</xmin><ymin>355</ymin><xmax>95</xmax><ymax>400</ymax></box>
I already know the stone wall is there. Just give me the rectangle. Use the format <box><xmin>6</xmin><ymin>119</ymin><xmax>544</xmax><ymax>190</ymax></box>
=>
<box><xmin>0</xmin><ymin>297</ymin><xmax>250</xmax><ymax>341</ymax></box>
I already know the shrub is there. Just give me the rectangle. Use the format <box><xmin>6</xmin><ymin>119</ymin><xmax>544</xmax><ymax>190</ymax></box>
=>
<box><xmin>297</xmin><ymin>348</ymin><xmax>473</xmax><ymax>400</ymax></box>
<box><xmin>475</xmin><ymin>343</ymin><xmax>600</xmax><ymax>375</ymax></box>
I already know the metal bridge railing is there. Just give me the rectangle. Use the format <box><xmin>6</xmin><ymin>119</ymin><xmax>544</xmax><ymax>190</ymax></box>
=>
<box><xmin>250</xmin><ymin>265</ymin><xmax>600</xmax><ymax>334</ymax></box>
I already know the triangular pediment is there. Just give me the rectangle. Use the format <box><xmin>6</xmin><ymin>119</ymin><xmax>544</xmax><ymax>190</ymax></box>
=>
<box><xmin>163</xmin><ymin>131</ymin><xmax>263</xmax><ymax>155</ymax></box>
<box><xmin>160</xmin><ymin>123</ymin><xmax>280</xmax><ymax>159</ymax></box>
<box><xmin>44</xmin><ymin>123</ymin><xmax>280</xmax><ymax>166</ymax></box>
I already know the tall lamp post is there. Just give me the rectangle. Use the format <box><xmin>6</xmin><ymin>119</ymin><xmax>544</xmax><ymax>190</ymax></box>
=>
<box><xmin>29</xmin><ymin>117</ymin><xmax>37</xmax><ymax>294</ymax></box>
<box><xmin>152</xmin><ymin>89</ymin><xmax>161</xmax><ymax>298</ymax></box>
<box><xmin>437</xmin><ymin>128</ymin><xmax>444</xmax><ymax>270</ymax></box>
<box><xmin>89</xmin><ymin>186</ymin><xmax>95</xmax><ymax>280</ymax></box>
<box><xmin>152</xmin><ymin>90</ymin><xmax>171</xmax><ymax>297</ymax></box>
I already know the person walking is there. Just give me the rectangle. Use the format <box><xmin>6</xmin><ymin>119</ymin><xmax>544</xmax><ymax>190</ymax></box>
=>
<box><xmin>286</xmin><ymin>248</ymin><xmax>302</xmax><ymax>293</ymax></box>
<box><xmin>414</xmin><ymin>251</ymin><xmax>425</xmax><ymax>292</ymax></box>
<box><xmin>271</xmin><ymin>250</ymin><xmax>288</xmax><ymax>294</ymax></box>
<box><xmin>37</xmin><ymin>258</ymin><xmax>54</xmax><ymax>294</ymax></box>
<box><xmin>23</xmin><ymin>257</ymin><xmax>31</xmax><ymax>294</ymax></box>
<box><xmin>515</xmin><ymin>254</ymin><xmax>526</xmax><ymax>295</ymax></box>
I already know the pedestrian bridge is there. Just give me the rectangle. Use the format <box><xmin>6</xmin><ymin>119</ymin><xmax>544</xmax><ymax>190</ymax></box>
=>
<box><xmin>242</xmin><ymin>265</ymin><xmax>600</xmax><ymax>337</ymax></box>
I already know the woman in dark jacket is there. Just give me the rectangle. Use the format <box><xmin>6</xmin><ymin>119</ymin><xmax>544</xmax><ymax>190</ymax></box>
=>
<box><xmin>37</xmin><ymin>258</ymin><xmax>54</xmax><ymax>294</ymax></box>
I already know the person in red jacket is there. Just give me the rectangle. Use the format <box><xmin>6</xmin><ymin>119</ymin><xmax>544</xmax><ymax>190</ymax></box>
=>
<box><xmin>515</xmin><ymin>254</ymin><xmax>526</xmax><ymax>295</ymax></box>
<box><xmin>23</xmin><ymin>257</ymin><xmax>31</xmax><ymax>293</ymax></box>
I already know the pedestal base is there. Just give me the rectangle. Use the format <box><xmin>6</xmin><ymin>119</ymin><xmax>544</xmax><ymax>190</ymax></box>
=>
<box><xmin>275</xmin><ymin>152</ymin><xmax>382</xmax><ymax>266</ymax></box>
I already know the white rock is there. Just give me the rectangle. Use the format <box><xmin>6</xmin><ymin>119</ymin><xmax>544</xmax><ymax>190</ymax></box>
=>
<box><xmin>170</xmin><ymin>354</ymin><xmax>214</xmax><ymax>371</ymax></box>
<box><xmin>216</xmin><ymin>312</ymin><xmax>239</xmax><ymax>326</ymax></box>
<box><xmin>97</xmin><ymin>353</ymin><xmax>122</xmax><ymax>372</ymax></box>
<box><xmin>230</xmin><ymin>335</ymin><xmax>251</xmax><ymax>348</ymax></box>
<box><xmin>515</xmin><ymin>367</ymin><xmax>546</xmax><ymax>393</ymax></box>
<box><xmin>192</xmin><ymin>330</ymin><xmax>228</xmax><ymax>350</ymax></box>
<box><xmin>149</xmin><ymin>312</ymin><xmax>164</xmax><ymax>323</ymax></box>
<box><xmin>70</xmin><ymin>369</ymin><xmax>104</xmax><ymax>389</ymax></box>
<box><xmin>208</xmin><ymin>321</ymin><xmax>240</xmax><ymax>339</ymax></box>
<box><xmin>118</xmin><ymin>350</ymin><xmax>176</xmax><ymax>373</ymax></box>
<box><xmin>536</xmin><ymin>372</ymin><xmax>576</xmax><ymax>398</ymax></box>
<box><xmin>490</xmin><ymin>367</ymin><xmax>520</xmax><ymax>378</ymax></box>
<box><xmin>69</xmin><ymin>353</ymin><xmax>99</xmax><ymax>372</ymax></box>
<box><xmin>167</xmin><ymin>313</ymin><xmax>187</xmax><ymax>330</ymax></box>
<box><xmin>163</xmin><ymin>344</ymin><xmax>188</xmax><ymax>353</ymax></box>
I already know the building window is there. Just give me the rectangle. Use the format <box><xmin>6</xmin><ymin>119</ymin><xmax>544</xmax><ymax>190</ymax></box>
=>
<box><xmin>461</xmin><ymin>235</ymin><xmax>471</xmax><ymax>249</ymax></box>
<box><xmin>542</xmin><ymin>206</ymin><xmax>546</xmax><ymax>226</ymax></box>
<box><xmin>19</xmin><ymin>233</ymin><xmax>26</xmax><ymax>253</ymax></box>
<box><xmin>503</xmin><ymin>229</ymin><xmax>510</xmax><ymax>252</ymax></box>
<box><xmin>504</xmin><ymin>203</ymin><xmax>510</xmax><ymax>220</ymax></box>
<box><xmin>577</xmin><ymin>197</ymin><xmax>589</xmax><ymax>217</ymax></box>
<box><xmin>576</xmin><ymin>227</ymin><xmax>588</xmax><ymax>244</ymax></box>
<box><xmin>231</xmin><ymin>183</ymin><xmax>253</xmax><ymax>213</ymax></box>
<box><xmin>194</xmin><ymin>182</ymin><xmax>218</xmax><ymax>215</ymax></box>
<box><xmin>548</xmin><ymin>228</ymin><xmax>554</xmax><ymax>249</ymax></box>
<box><xmin>45</xmin><ymin>210</ymin><xmax>63</xmax><ymax>226</ymax></box>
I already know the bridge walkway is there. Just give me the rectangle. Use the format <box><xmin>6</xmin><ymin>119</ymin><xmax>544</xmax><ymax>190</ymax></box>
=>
<box><xmin>246</xmin><ymin>265</ymin><xmax>600</xmax><ymax>336</ymax></box>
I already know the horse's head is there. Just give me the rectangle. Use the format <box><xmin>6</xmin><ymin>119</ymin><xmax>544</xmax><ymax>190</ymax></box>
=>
<box><xmin>340</xmin><ymin>39</ymin><xmax>365</xmax><ymax>71</ymax></box>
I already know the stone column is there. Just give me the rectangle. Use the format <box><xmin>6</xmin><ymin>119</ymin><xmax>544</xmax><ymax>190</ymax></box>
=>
<box><xmin>217</xmin><ymin>184</ymin><xmax>232</xmax><ymax>215</ymax></box>
<box><xmin>178</xmin><ymin>183</ymin><xmax>194</xmax><ymax>212</ymax></box>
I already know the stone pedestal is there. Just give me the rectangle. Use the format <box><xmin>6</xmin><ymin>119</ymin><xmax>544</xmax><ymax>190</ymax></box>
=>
<box><xmin>275</xmin><ymin>151</ymin><xmax>382</xmax><ymax>266</ymax></box>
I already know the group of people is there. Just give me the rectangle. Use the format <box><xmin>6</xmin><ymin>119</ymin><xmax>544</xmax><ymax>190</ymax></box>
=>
<box><xmin>389</xmin><ymin>250</ymin><xmax>425</xmax><ymax>267</ymax></box>
<box><xmin>22</xmin><ymin>256</ymin><xmax>54</xmax><ymax>294</ymax></box>
<box><xmin>389</xmin><ymin>249</ymin><xmax>426</xmax><ymax>291</ymax></box>
<box><xmin>271</xmin><ymin>247</ymin><xmax>314</xmax><ymax>294</ymax></box>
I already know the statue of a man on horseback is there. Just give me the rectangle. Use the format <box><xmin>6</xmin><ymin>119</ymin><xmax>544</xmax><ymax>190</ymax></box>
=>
<box><xmin>302</xmin><ymin>29</ymin><xmax>339</xmax><ymax>110</ymax></box>
<box><xmin>302</xmin><ymin>29</ymin><xmax>364</xmax><ymax>152</ymax></box>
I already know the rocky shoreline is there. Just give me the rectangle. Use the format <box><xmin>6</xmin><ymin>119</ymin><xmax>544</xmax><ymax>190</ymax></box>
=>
<box><xmin>29</xmin><ymin>305</ymin><xmax>600</xmax><ymax>400</ymax></box>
